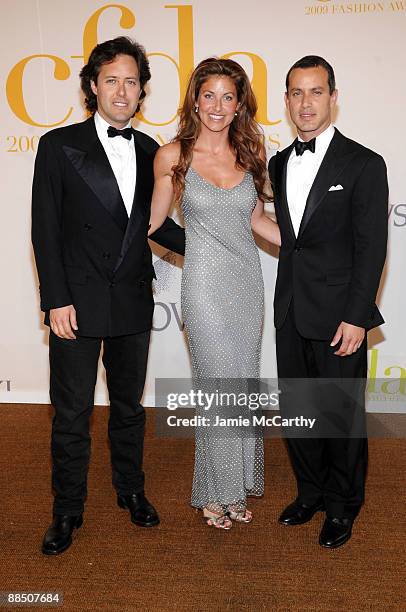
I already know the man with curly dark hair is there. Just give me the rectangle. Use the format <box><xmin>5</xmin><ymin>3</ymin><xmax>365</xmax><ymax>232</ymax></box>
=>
<box><xmin>32</xmin><ymin>37</ymin><xmax>184</xmax><ymax>555</ymax></box>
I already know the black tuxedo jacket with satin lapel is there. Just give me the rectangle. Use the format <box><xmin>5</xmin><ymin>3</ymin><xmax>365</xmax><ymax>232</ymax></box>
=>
<box><xmin>268</xmin><ymin>128</ymin><xmax>388</xmax><ymax>341</ymax></box>
<box><xmin>32</xmin><ymin>116</ymin><xmax>185</xmax><ymax>338</ymax></box>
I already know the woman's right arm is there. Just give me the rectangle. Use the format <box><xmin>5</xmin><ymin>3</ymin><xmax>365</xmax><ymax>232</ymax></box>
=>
<box><xmin>148</xmin><ymin>143</ymin><xmax>179</xmax><ymax>236</ymax></box>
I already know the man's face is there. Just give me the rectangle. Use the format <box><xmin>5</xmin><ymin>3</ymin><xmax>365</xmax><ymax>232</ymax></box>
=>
<box><xmin>285</xmin><ymin>66</ymin><xmax>337</xmax><ymax>141</ymax></box>
<box><xmin>91</xmin><ymin>54</ymin><xmax>141</xmax><ymax>128</ymax></box>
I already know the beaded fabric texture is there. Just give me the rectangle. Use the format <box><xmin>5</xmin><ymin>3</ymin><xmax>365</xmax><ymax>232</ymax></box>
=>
<box><xmin>181</xmin><ymin>167</ymin><xmax>265</xmax><ymax>512</ymax></box>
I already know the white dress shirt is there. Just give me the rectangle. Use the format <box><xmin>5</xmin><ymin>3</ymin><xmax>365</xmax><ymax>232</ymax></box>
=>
<box><xmin>94</xmin><ymin>112</ymin><xmax>137</xmax><ymax>217</ymax></box>
<box><xmin>286</xmin><ymin>124</ymin><xmax>335</xmax><ymax>236</ymax></box>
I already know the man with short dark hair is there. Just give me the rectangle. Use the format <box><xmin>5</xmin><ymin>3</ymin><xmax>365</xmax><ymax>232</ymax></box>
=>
<box><xmin>269</xmin><ymin>55</ymin><xmax>388</xmax><ymax>548</ymax></box>
<box><xmin>32</xmin><ymin>37</ymin><xmax>184</xmax><ymax>555</ymax></box>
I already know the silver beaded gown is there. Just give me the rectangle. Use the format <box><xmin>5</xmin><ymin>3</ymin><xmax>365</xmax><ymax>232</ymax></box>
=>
<box><xmin>181</xmin><ymin>167</ymin><xmax>264</xmax><ymax>512</ymax></box>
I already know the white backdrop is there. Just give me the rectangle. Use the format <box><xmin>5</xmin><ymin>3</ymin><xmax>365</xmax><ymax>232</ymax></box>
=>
<box><xmin>0</xmin><ymin>0</ymin><xmax>405</xmax><ymax>409</ymax></box>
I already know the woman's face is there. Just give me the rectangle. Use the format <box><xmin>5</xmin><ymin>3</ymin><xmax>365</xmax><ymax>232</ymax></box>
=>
<box><xmin>196</xmin><ymin>75</ymin><xmax>239</xmax><ymax>133</ymax></box>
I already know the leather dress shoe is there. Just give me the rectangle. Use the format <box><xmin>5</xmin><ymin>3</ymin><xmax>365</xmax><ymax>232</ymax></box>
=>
<box><xmin>278</xmin><ymin>499</ymin><xmax>324</xmax><ymax>525</ymax></box>
<box><xmin>117</xmin><ymin>492</ymin><xmax>160</xmax><ymax>527</ymax></box>
<box><xmin>319</xmin><ymin>517</ymin><xmax>353</xmax><ymax>548</ymax></box>
<box><xmin>42</xmin><ymin>514</ymin><xmax>83</xmax><ymax>555</ymax></box>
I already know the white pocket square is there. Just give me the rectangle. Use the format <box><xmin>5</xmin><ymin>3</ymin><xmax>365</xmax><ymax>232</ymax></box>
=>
<box><xmin>328</xmin><ymin>184</ymin><xmax>343</xmax><ymax>191</ymax></box>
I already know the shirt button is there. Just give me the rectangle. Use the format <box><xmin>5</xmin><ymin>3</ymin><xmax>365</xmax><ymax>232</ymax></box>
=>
<box><xmin>103</xmin><ymin>252</ymin><xmax>111</xmax><ymax>259</ymax></box>
<box><xmin>109</xmin><ymin>282</ymin><xmax>115</xmax><ymax>288</ymax></box>
<box><xmin>294</xmin><ymin>246</ymin><xmax>302</xmax><ymax>252</ymax></box>
<box><xmin>84</xmin><ymin>223</ymin><xmax>92</xmax><ymax>231</ymax></box>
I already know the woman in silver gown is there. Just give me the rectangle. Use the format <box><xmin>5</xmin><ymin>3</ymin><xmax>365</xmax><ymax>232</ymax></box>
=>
<box><xmin>149</xmin><ymin>58</ymin><xmax>280</xmax><ymax>529</ymax></box>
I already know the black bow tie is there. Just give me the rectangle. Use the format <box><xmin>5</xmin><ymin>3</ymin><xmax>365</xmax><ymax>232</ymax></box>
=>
<box><xmin>294</xmin><ymin>138</ymin><xmax>316</xmax><ymax>156</ymax></box>
<box><xmin>107</xmin><ymin>126</ymin><xmax>133</xmax><ymax>140</ymax></box>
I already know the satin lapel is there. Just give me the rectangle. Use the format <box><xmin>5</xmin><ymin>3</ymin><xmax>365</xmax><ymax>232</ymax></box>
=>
<box><xmin>297</xmin><ymin>130</ymin><xmax>350</xmax><ymax>238</ymax></box>
<box><xmin>277</xmin><ymin>143</ymin><xmax>296</xmax><ymax>239</ymax></box>
<box><xmin>113</xmin><ymin>133</ymin><xmax>152</xmax><ymax>272</ymax></box>
<box><xmin>62</xmin><ymin>124</ymin><xmax>128</xmax><ymax>233</ymax></box>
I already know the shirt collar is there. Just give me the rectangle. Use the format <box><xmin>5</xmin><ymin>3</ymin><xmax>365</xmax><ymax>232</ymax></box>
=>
<box><xmin>297</xmin><ymin>124</ymin><xmax>334</xmax><ymax>145</ymax></box>
<box><xmin>94</xmin><ymin>111</ymin><xmax>132</xmax><ymax>141</ymax></box>
<box><xmin>294</xmin><ymin>124</ymin><xmax>335</xmax><ymax>159</ymax></box>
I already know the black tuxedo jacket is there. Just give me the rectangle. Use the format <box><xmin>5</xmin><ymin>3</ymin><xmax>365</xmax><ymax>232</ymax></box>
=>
<box><xmin>268</xmin><ymin>129</ymin><xmax>388</xmax><ymax>340</ymax></box>
<box><xmin>32</xmin><ymin>116</ymin><xmax>184</xmax><ymax>337</ymax></box>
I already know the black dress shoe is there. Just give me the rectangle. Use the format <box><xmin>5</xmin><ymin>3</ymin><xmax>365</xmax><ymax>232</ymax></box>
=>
<box><xmin>278</xmin><ymin>499</ymin><xmax>324</xmax><ymax>525</ymax></box>
<box><xmin>117</xmin><ymin>492</ymin><xmax>160</xmax><ymax>527</ymax></box>
<box><xmin>319</xmin><ymin>517</ymin><xmax>353</xmax><ymax>548</ymax></box>
<box><xmin>42</xmin><ymin>514</ymin><xmax>83</xmax><ymax>555</ymax></box>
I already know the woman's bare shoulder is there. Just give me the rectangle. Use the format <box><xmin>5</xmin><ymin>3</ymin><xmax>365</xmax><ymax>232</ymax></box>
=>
<box><xmin>155</xmin><ymin>141</ymin><xmax>181</xmax><ymax>164</ymax></box>
<box><xmin>154</xmin><ymin>142</ymin><xmax>181</xmax><ymax>177</ymax></box>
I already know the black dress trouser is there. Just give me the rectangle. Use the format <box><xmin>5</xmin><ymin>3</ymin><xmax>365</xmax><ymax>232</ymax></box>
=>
<box><xmin>276</xmin><ymin>303</ymin><xmax>368</xmax><ymax>520</ymax></box>
<box><xmin>49</xmin><ymin>329</ymin><xmax>150</xmax><ymax>516</ymax></box>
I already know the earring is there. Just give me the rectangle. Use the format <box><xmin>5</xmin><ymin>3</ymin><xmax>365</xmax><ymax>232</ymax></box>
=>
<box><xmin>234</xmin><ymin>111</ymin><xmax>238</xmax><ymax>117</ymax></box>
<box><xmin>194</xmin><ymin>106</ymin><xmax>199</xmax><ymax>113</ymax></box>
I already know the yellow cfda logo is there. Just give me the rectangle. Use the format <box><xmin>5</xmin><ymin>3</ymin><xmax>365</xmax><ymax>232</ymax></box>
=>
<box><xmin>368</xmin><ymin>349</ymin><xmax>406</xmax><ymax>396</ymax></box>
<box><xmin>6</xmin><ymin>4</ymin><xmax>280</xmax><ymax>129</ymax></box>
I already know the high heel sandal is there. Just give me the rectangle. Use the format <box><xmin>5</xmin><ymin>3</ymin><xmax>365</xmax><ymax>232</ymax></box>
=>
<box><xmin>202</xmin><ymin>508</ymin><xmax>232</xmax><ymax>530</ymax></box>
<box><xmin>227</xmin><ymin>507</ymin><xmax>253</xmax><ymax>523</ymax></box>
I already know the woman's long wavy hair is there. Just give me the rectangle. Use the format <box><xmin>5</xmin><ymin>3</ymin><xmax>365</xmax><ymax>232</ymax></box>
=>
<box><xmin>172</xmin><ymin>58</ymin><xmax>271</xmax><ymax>203</ymax></box>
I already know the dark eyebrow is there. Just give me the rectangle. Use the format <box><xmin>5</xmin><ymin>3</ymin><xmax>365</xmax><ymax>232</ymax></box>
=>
<box><xmin>290</xmin><ymin>86</ymin><xmax>325</xmax><ymax>92</ymax></box>
<box><xmin>104</xmin><ymin>74</ymin><xmax>138</xmax><ymax>79</ymax></box>
<box><xmin>201</xmin><ymin>89</ymin><xmax>235</xmax><ymax>95</ymax></box>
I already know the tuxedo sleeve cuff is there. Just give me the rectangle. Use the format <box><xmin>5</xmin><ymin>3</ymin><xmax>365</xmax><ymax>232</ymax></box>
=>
<box><xmin>343</xmin><ymin>301</ymin><xmax>384</xmax><ymax>330</ymax></box>
<box><xmin>40</xmin><ymin>291</ymin><xmax>73</xmax><ymax>312</ymax></box>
